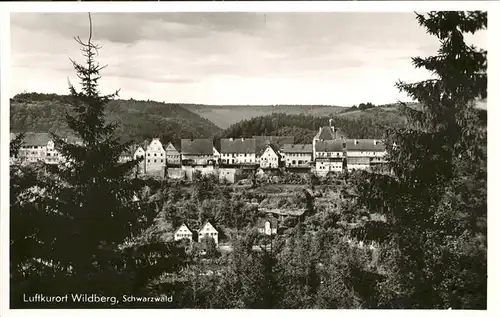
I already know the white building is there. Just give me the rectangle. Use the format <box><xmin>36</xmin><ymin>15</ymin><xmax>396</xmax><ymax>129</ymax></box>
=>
<box><xmin>312</xmin><ymin>119</ymin><xmax>345</xmax><ymax>160</ymax></box>
<box><xmin>282</xmin><ymin>144</ymin><xmax>313</xmax><ymax>168</ymax></box>
<box><xmin>133</xmin><ymin>146</ymin><xmax>146</xmax><ymax>174</ymax></box>
<box><xmin>174</xmin><ymin>223</ymin><xmax>193</xmax><ymax>242</ymax></box>
<box><xmin>181</xmin><ymin>139</ymin><xmax>214</xmax><ymax>166</ymax></box>
<box><xmin>11</xmin><ymin>132</ymin><xmax>82</xmax><ymax>166</ymax></box>
<box><xmin>259</xmin><ymin>144</ymin><xmax>281</xmax><ymax>169</ymax></box>
<box><xmin>145</xmin><ymin>138</ymin><xmax>166</xmax><ymax>177</ymax></box>
<box><xmin>198</xmin><ymin>221</ymin><xmax>219</xmax><ymax>246</ymax></box>
<box><xmin>213</xmin><ymin>146</ymin><xmax>221</xmax><ymax>164</ymax></box>
<box><xmin>220</xmin><ymin>138</ymin><xmax>256</xmax><ymax>165</ymax></box>
<box><xmin>345</xmin><ymin>139</ymin><xmax>386</xmax><ymax>170</ymax></box>
<box><xmin>314</xmin><ymin>140</ymin><xmax>344</xmax><ymax>175</ymax></box>
<box><xmin>257</xmin><ymin>218</ymin><xmax>278</xmax><ymax>236</ymax></box>
<box><xmin>165</xmin><ymin>142</ymin><xmax>181</xmax><ymax>165</ymax></box>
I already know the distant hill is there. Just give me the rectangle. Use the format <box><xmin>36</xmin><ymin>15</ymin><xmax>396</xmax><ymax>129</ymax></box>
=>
<box><xmin>11</xmin><ymin>93</ymin><xmax>485</xmax><ymax>146</ymax></box>
<box><xmin>219</xmin><ymin>112</ymin><xmax>408</xmax><ymax>144</ymax></box>
<box><xmin>10</xmin><ymin>92</ymin><xmax>222</xmax><ymax>146</ymax></box>
<box><xmin>181</xmin><ymin>104</ymin><xmax>346</xmax><ymax>129</ymax></box>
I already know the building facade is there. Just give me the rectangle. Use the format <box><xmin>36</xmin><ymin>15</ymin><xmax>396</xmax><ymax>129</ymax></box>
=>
<box><xmin>165</xmin><ymin>142</ymin><xmax>181</xmax><ymax>166</ymax></box>
<box><xmin>198</xmin><ymin>221</ymin><xmax>219</xmax><ymax>246</ymax></box>
<box><xmin>174</xmin><ymin>223</ymin><xmax>193</xmax><ymax>242</ymax></box>
<box><xmin>145</xmin><ymin>138</ymin><xmax>166</xmax><ymax>177</ymax></box>
<box><xmin>345</xmin><ymin>139</ymin><xmax>386</xmax><ymax>170</ymax></box>
<box><xmin>257</xmin><ymin>217</ymin><xmax>278</xmax><ymax>236</ymax></box>
<box><xmin>181</xmin><ymin>139</ymin><xmax>214</xmax><ymax>166</ymax></box>
<box><xmin>282</xmin><ymin>144</ymin><xmax>313</xmax><ymax>168</ymax></box>
<box><xmin>220</xmin><ymin>138</ymin><xmax>257</xmax><ymax>165</ymax></box>
<box><xmin>133</xmin><ymin>146</ymin><xmax>146</xmax><ymax>174</ymax></box>
<box><xmin>259</xmin><ymin>144</ymin><xmax>281</xmax><ymax>169</ymax></box>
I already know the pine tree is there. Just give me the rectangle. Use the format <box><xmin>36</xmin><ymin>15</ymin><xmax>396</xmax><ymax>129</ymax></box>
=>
<box><xmin>348</xmin><ymin>11</ymin><xmax>487</xmax><ymax>309</ymax></box>
<box><xmin>9</xmin><ymin>132</ymin><xmax>25</xmax><ymax>159</ymax></box>
<box><xmin>11</xmin><ymin>14</ymin><xmax>186</xmax><ymax>307</ymax></box>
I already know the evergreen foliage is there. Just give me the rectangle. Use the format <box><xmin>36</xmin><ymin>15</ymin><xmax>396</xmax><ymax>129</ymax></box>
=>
<box><xmin>347</xmin><ymin>11</ymin><xmax>487</xmax><ymax>309</ymax></box>
<box><xmin>10</xmin><ymin>15</ymin><xmax>187</xmax><ymax>308</ymax></box>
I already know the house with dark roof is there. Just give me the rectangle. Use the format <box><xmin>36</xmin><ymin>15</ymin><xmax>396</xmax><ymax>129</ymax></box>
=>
<box><xmin>13</xmin><ymin>132</ymin><xmax>80</xmax><ymax>165</ymax></box>
<box><xmin>259</xmin><ymin>144</ymin><xmax>282</xmax><ymax>169</ymax></box>
<box><xmin>253</xmin><ymin>135</ymin><xmax>294</xmax><ymax>157</ymax></box>
<box><xmin>220</xmin><ymin>138</ymin><xmax>257</xmax><ymax>166</ymax></box>
<box><xmin>312</xmin><ymin>119</ymin><xmax>345</xmax><ymax>160</ymax></box>
<box><xmin>9</xmin><ymin>132</ymin><xmax>81</xmax><ymax>165</ymax></box>
<box><xmin>16</xmin><ymin>132</ymin><xmax>51</xmax><ymax>164</ymax></box>
<box><xmin>165</xmin><ymin>142</ymin><xmax>181</xmax><ymax>166</ymax></box>
<box><xmin>282</xmin><ymin>144</ymin><xmax>313</xmax><ymax>168</ymax></box>
<box><xmin>181</xmin><ymin>139</ymin><xmax>215</xmax><ymax>166</ymax></box>
<box><xmin>345</xmin><ymin>139</ymin><xmax>387</xmax><ymax>170</ymax></box>
<box><xmin>314</xmin><ymin>139</ymin><xmax>345</xmax><ymax>175</ymax></box>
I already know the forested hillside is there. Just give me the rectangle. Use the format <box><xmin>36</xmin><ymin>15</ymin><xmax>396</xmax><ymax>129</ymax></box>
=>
<box><xmin>10</xmin><ymin>92</ymin><xmax>222</xmax><ymax>144</ymax></box>
<box><xmin>181</xmin><ymin>104</ymin><xmax>346</xmax><ymax>129</ymax></box>
<box><xmin>220</xmin><ymin>112</ymin><xmax>408</xmax><ymax>143</ymax></box>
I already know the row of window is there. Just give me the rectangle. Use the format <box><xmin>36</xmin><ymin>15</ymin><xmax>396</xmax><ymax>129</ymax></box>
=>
<box><xmin>317</xmin><ymin>165</ymin><xmax>342</xmax><ymax>170</ymax></box>
<box><xmin>200</xmin><ymin>232</ymin><xmax>217</xmax><ymax>236</ymax></box>
<box><xmin>286</xmin><ymin>153</ymin><xmax>311</xmax><ymax>157</ymax></box>
<box><xmin>287</xmin><ymin>160</ymin><xmax>309</xmax><ymax>165</ymax></box>
<box><xmin>316</xmin><ymin>152</ymin><xmax>342</xmax><ymax>157</ymax></box>
<box><xmin>222</xmin><ymin>153</ymin><xmax>253</xmax><ymax>157</ymax></box>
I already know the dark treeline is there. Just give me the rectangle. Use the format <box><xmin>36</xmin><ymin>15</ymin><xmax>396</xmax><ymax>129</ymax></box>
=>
<box><xmin>220</xmin><ymin>112</ymin><xmax>407</xmax><ymax>143</ymax></box>
<box><xmin>10</xmin><ymin>93</ymin><xmax>222</xmax><ymax>147</ymax></box>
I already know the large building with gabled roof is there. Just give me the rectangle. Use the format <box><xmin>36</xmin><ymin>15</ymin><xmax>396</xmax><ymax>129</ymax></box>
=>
<box><xmin>220</xmin><ymin>138</ymin><xmax>257</xmax><ymax>165</ymax></box>
<box><xmin>282</xmin><ymin>144</ymin><xmax>313</xmax><ymax>168</ymax></box>
<box><xmin>181</xmin><ymin>139</ymin><xmax>215</xmax><ymax>166</ymax></box>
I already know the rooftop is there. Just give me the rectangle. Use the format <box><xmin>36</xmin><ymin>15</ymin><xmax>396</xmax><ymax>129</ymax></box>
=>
<box><xmin>220</xmin><ymin>138</ymin><xmax>256</xmax><ymax>154</ymax></box>
<box><xmin>181</xmin><ymin>139</ymin><xmax>213</xmax><ymax>155</ymax></box>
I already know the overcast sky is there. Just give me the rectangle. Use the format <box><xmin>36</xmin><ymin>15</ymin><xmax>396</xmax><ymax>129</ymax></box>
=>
<box><xmin>10</xmin><ymin>12</ymin><xmax>487</xmax><ymax>106</ymax></box>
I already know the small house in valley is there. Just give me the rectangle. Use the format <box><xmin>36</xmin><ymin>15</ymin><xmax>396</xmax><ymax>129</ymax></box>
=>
<box><xmin>257</xmin><ymin>217</ymin><xmax>278</xmax><ymax>236</ymax></box>
<box><xmin>174</xmin><ymin>223</ymin><xmax>193</xmax><ymax>242</ymax></box>
<box><xmin>198</xmin><ymin>221</ymin><xmax>219</xmax><ymax>246</ymax></box>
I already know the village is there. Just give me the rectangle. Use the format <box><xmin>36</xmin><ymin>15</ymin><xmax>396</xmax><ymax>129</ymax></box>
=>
<box><xmin>10</xmin><ymin>119</ymin><xmax>387</xmax><ymax>255</ymax></box>
<box><xmin>11</xmin><ymin>119</ymin><xmax>388</xmax><ymax>182</ymax></box>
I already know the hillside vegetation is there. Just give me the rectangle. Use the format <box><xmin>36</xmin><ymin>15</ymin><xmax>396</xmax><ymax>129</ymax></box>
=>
<box><xmin>10</xmin><ymin>93</ymin><xmax>222</xmax><ymax>144</ymax></box>
<box><xmin>182</xmin><ymin>104</ymin><xmax>347</xmax><ymax>129</ymax></box>
<box><xmin>220</xmin><ymin>112</ymin><xmax>408</xmax><ymax>143</ymax></box>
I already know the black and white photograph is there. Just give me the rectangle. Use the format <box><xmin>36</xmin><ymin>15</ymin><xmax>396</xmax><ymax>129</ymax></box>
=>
<box><xmin>5</xmin><ymin>8</ymin><xmax>488</xmax><ymax>310</ymax></box>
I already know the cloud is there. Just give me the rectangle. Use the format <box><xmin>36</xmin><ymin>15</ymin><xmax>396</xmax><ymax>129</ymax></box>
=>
<box><xmin>10</xmin><ymin>12</ymin><xmax>487</xmax><ymax>106</ymax></box>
